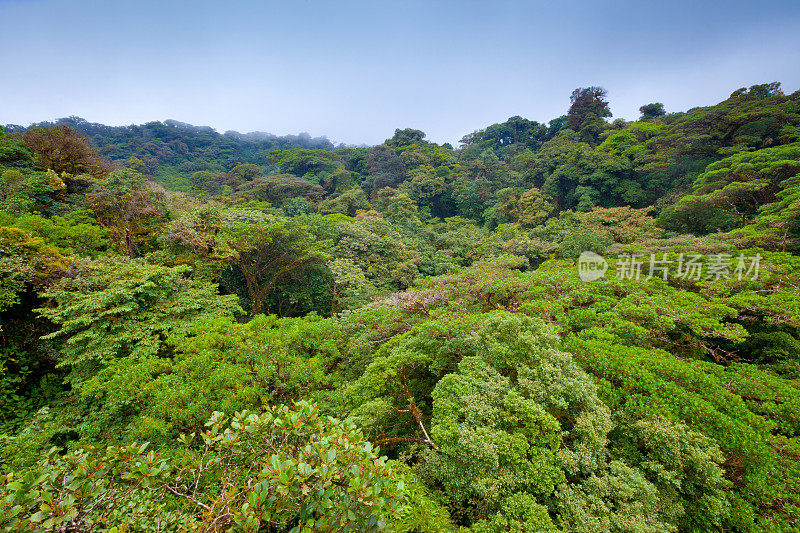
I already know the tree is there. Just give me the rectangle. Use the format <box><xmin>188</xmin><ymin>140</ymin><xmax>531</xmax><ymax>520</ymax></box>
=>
<box><xmin>663</xmin><ymin>143</ymin><xmax>800</xmax><ymax>234</ymax></box>
<box><xmin>365</xmin><ymin>145</ymin><xmax>406</xmax><ymax>197</ymax></box>
<box><xmin>236</xmin><ymin>174</ymin><xmax>324</xmax><ymax>206</ymax></box>
<box><xmin>38</xmin><ymin>257</ymin><xmax>240</xmax><ymax>382</ymax></box>
<box><xmin>722</xmin><ymin>173</ymin><xmax>800</xmax><ymax>252</ymax></box>
<box><xmin>0</xmin><ymin>126</ymin><xmax>34</xmax><ymax>169</ymax></box>
<box><xmin>386</xmin><ymin>128</ymin><xmax>427</xmax><ymax>147</ymax></box>
<box><xmin>7</xmin><ymin>210</ymin><xmax>109</xmax><ymax>257</ymax></box>
<box><xmin>266</xmin><ymin>148</ymin><xmax>342</xmax><ymax>177</ymax></box>
<box><xmin>0</xmin><ymin>169</ymin><xmax>60</xmax><ymax>215</ymax></box>
<box><xmin>318</xmin><ymin>186</ymin><xmax>370</xmax><ymax>216</ymax></box>
<box><xmin>639</xmin><ymin>102</ymin><xmax>666</xmax><ymax>120</ymax></box>
<box><xmin>0</xmin><ymin>226</ymin><xmax>69</xmax><ymax>314</ymax></box>
<box><xmin>459</xmin><ymin>117</ymin><xmax>549</xmax><ymax>155</ymax></box>
<box><xmin>21</xmin><ymin>125</ymin><xmax>113</xmax><ymax>177</ymax></box>
<box><xmin>328</xmin><ymin>257</ymin><xmax>374</xmax><ymax>312</ymax></box>
<box><xmin>227</xmin><ymin>163</ymin><xmax>263</xmax><ymax>184</ymax></box>
<box><xmin>403</xmin><ymin>165</ymin><xmax>448</xmax><ymax>206</ymax></box>
<box><xmin>189</xmin><ymin>170</ymin><xmax>226</xmax><ymax>194</ymax></box>
<box><xmin>218</xmin><ymin>215</ymin><xmax>329</xmax><ymax>315</ymax></box>
<box><xmin>87</xmin><ymin>169</ymin><xmax>167</xmax><ymax>257</ymax></box>
<box><xmin>745</xmin><ymin>81</ymin><xmax>783</xmax><ymax>98</ymax></box>
<box><xmin>0</xmin><ymin>402</ymin><xmax>404</xmax><ymax>532</ymax></box>
<box><xmin>577</xmin><ymin>206</ymin><xmax>663</xmax><ymax>243</ymax></box>
<box><xmin>567</xmin><ymin>86</ymin><xmax>612</xmax><ymax>143</ymax></box>
<box><xmin>515</xmin><ymin>186</ymin><xmax>555</xmax><ymax>226</ymax></box>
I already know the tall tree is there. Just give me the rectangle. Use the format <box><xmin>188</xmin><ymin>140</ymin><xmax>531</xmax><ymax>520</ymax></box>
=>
<box><xmin>385</xmin><ymin>128</ymin><xmax>427</xmax><ymax>147</ymax></box>
<box><xmin>87</xmin><ymin>169</ymin><xmax>167</xmax><ymax>257</ymax></box>
<box><xmin>365</xmin><ymin>145</ymin><xmax>406</xmax><ymax>197</ymax></box>
<box><xmin>639</xmin><ymin>102</ymin><xmax>666</xmax><ymax>120</ymax></box>
<box><xmin>22</xmin><ymin>125</ymin><xmax>113</xmax><ymax>177</ymax></box>
<box><xmin>210</xmin><ymin>213</ymin><xmax>329</xmax><ymax>315</ymax></box>
<box><xmin>566</xmin><ymin>86</ymin><xmax>612</xmax><ymax>144</ymax></box>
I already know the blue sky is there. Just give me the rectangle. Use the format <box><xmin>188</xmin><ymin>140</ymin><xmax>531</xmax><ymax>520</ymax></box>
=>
<box><xmin>1</xmin><ymin>0</ymin><xmax>799</xmax><ymax>145</ymax></box>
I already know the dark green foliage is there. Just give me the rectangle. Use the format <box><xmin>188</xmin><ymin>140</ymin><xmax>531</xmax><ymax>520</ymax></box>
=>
<box><xmin>0</xmin><ymin>127</ymin><xmax>34</xmax><ymax>169</ymax></box>
<box><xmin>639</xmin><ymin>102</ymin><xmax>666</xmax><ymax>120</ymax></box>
<box><xmin>386</xmin><ymin>128</ymin><xmax>428</xmax><ymax>147</ymax></box>
<box><xmin>662</xmin><ymin>143</ymin><xmax>800</xmax><ymax>235</ymax></box>
<box><xmin>567</xmin><ymin>86</ymin><xmax>612</xmax><ymax>144</ymax></box>
<box><xmin>10</xmin><ymin>117</ymin><xmax>335</xmax><ymax>190</ymax></box>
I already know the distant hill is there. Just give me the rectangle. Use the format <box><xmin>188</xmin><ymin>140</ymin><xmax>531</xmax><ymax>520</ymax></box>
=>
<box><xmin>4</xmin><ymin>116</ymin><xmax>338</xmax><ymax>190</ymax></box>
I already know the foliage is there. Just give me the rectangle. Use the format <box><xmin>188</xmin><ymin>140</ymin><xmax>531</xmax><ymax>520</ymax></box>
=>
<box><xmin>37</xmin><ymin>257</ymin><xmax>241</xmax><ymax>384</ymax></box>
<box><xmin>0</xmin><ymin>226</ymin><xmax>69</xmax><ymax>314</ymax></box>
<box><xmin>639</xmin><ymin>103</ymin><xmax>666</xmax><ymax>120</ymax></box>
<box><xmin>663</xmin><ymin>143</ymin><xmax>800</xmax><ymax>234</ymax></box>
<box><xmin>87</xmin><ymin>169</ymin><xmax>168</xmax><ymax>257</ymax></box>
<box><xmin>567</xmin><ymin>87</ymin><xmax>612</xmax><ymax>144</ymax></box>
<box><xmin>22</xmin><ymin>124</ymin><xmax>114</xmax><ymax>177</ymax></box>
<box><xmin>0</xmin><ymin>402</ymin><xmax>404</xmax><ymax>532</ymax></box>
<box><xmin>4</xmin><ymin>82</ymin><xmax>800</xmax><ymax>533</ymax></box>
<box><xmin>420</xmin><ymin>313</ymin><xmax>611</xmax><ymax>525</ymax></box>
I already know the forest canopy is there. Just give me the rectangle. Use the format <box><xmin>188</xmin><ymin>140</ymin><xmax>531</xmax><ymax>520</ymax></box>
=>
<box><xmin>2</xmin><ymin>82</ymin><xmax>800</xmax><ymax>532</ymax></box>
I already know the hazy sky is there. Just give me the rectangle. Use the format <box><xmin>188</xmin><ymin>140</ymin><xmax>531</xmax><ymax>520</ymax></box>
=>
<box><xmin>2</xmin><ymin>0</ymin><xmax>800</xmax><ymax>145</ymax></box>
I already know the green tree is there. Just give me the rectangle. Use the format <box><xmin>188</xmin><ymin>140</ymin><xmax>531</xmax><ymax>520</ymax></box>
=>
<box><xmin>0</xmin><ymin>126</ymin><xmax>34</xmax><ymax>169</ymax></box>
<box><xmin>37</xmin><ymin>257</ymin><xmax>241</xmax><ymax>384</ymax></box>
<box><xmin>87</xmin><ymin>169</ymin><xmax>167</xmax><ymax>257</ymax></box>
<box><xmin>386</xmin><ymin>128</ymin><xmax>427</xmax><ymax>147</ymax></box>
<box><xmin>21</xmin><ymin>125</ymin><xmax>112</xmax><ymax>178</ymax></box>
<box><xmin>236</xmin><ymin>173</ymin><xmax>324</xmax><ymax>206</ymax></box>
<box><xmin>0</xmin><ymin>226</ymin><xmax>69</xmax><ymax>315</ymax></box>
<box><xmin>567</xmin><ymin>87</ymin><xmax>612</xmax><ymax>144</ymax></box>
<box><xmin>318</xmin><ymin>187</ymin><xmax>370</xmax><ymax>216</ymax></box>
<box><xmin>515</xmin><ymin>186</ymin><xmax>555</xmax><ymax>226</ymax></box>
<box><xmin>663</xmin><ymin>143</ymin><xmax>800</xmax><ymax>234</ymax></box>
<box><xmin>639</xmin><ymin>102</ymin><xmax>666</xmax><ymax>120</ymax></box>
<box><xmin>218</xmin><ymin>214</ymin><xmax>329</xmax><ymax>315</ymax></box>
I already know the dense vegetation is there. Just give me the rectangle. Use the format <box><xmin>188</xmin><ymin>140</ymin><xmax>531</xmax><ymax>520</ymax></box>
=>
<box><xmin>1</xmin><ymin>81</ymin><xmax>799</xmax><ymax>532</ymax></box>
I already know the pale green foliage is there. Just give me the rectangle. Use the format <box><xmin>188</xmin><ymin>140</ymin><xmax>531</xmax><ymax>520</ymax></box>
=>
<box><xmin>516</xmin><ymin>186</ymin><xmax>555</xmax><ymax>227</ymax></box>
<box><xmin>329</xmin><ymin>257</ymin><xmax>376</xmax><ymax>310</ymax></box>
<box><xmin>619</xmin><ymin>417</ymin><xmax>730</xmax><ymax>531</ymax></box>
<box><xmin>417</xmin><ymin>313</ymin><xmax>612</xmax><ymax>526</ymax></box>
<box><xmin>9</xmin><ymin>210</ymin><xmax>108</xmax><ymax>256</ymax></box>
<box><xmin>0</xmin><ymin>226</ymin><xmax>69</xmax><ymax>314</ymax></box>
<box><xmin>329</xmin><ymin>212</ymin><xmax>420</xmax><ymax>290</ymax></box>
<box><xmin>556</xmin><ymin>461</ymin><xmax>672</xmax><ymax>533</ymax></box>
<box><xmin>123</xmin><ymin>313</ymin><xmax>341</xmax><ymax>440</ymax></box>
<box><xmin>38</xmin><ymin>257</ymin><xmax>241</xmax><ymax>383</ymax></box>
<box><xmin>392</xmin><ymin>463</ymin><xmax>460</xmax><ymax>533</ymax></box>
<box><xmin>318</xmin><ymin>186</ymin><xmax>371</xmax><ymax>216</ymax></box>
<box><xmin>424</xmin><ymin>356</ymin><xmax>565</xmax><ymax>503</ymax></box>
<box><xmin>472</xmin><ymin>493</ymin><xmax>558</xmax><ymax>532</ymax></box>
<box><xmin>0</xmin><ymin>169</ymin><xmax>58</xmax><ymax>215</ymax></box>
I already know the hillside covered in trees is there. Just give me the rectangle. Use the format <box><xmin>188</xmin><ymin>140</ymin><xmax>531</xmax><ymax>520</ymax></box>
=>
<box><xmin>3</xmin><ymin>117</ymin><xmax>337</xmax><ymax>193</ymax></box>
<box><xmin>1</xmin><ymin>82</ymin><xmax>800</xmax><ymax>532</ymax></box>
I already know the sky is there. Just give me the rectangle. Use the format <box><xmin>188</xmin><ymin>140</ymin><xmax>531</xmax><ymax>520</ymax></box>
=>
<box><xmin>1</xmin><ymin>0</ymin><xmax>800</xmax><ymax>146</ymax></box>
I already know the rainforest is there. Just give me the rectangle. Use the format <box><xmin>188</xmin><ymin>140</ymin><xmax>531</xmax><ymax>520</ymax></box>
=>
<box><xmin>1</xmin><ymin>83</ymin><xmax>800</xmax><ymax>532</ymax></box>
